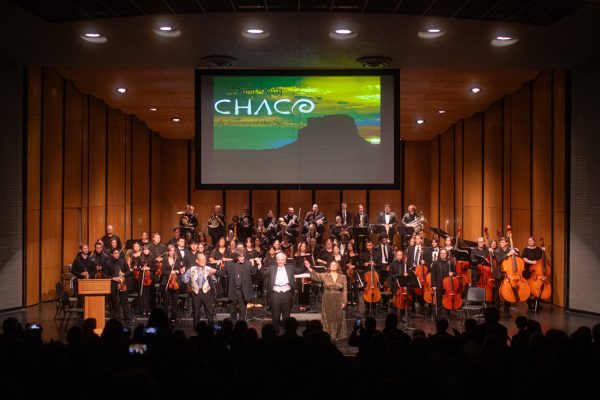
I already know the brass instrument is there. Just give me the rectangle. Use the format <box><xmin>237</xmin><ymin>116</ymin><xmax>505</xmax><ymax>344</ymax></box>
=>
<box><xmin>208</xmin><ymin>215</ymin><xmax>223</xmax><ymax>229</ymax></box>
<box><xmin>405</xmin><ymin>212</ymin><xmax>427</xmax><ymax>231</ymax></box>
<box><xmin>359</xmin><ymin>213</ymin><xmax>365</xmax><ymax>227</ymax></box>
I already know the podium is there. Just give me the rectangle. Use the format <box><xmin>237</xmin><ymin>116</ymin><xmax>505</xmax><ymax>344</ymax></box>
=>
<box><xmin>78</xmin><ymin>279</ymin><xmax>111</xmax><ymax>334</ymax></box>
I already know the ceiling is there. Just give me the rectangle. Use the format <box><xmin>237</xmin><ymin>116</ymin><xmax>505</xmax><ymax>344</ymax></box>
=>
<box><xmin>2</xmin><ymin>0</ymin><xmax>599</xmax><ymax>140</ymax></box>
<box><xmin>9</xmin><ymin>0</ymin><xmax>589</xmax><ymax>26</ymax></box>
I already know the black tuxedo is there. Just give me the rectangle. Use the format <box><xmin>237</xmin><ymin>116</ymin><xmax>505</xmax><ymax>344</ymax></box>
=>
<box><xmin>388</xmin><ymin>259</ymin><xmax>409</xmax><ymax>291</ymax></box>
<box><xmin>266</xmin><ymin>264</ymin><xmax>299</xmax><ymax>332</ymax></box>
<box><xmin>377</xmin><ymin>212</ymin><xmax>398</xmax><ymax>241</ymax></box>
<box><xmin>376</xmin><ymin>243</ymin><xmax>394</xmax><ymax>265</ymax></box>
<box><xmin>360</xmin><ymin>250</ymin><xmax>382</xmax><ymax>271</ymax></box>
<box><xmin>184</xmin><ymin>250</ymin><xmax>201</xmax><ymax>270</ymax></box>
<box><xmin>353</xmin><ymin>213</ymin><xmax>369</xmax><ymax>227</ymax></box>
<box><xmin>406</xmin><ymin>245</ymin><xmax>432</xmax><ymax>269</ymax></box>
<box><xmin>216</xmin><ymin>259</ymin><xmax>257</xmax><ymax>320</ymax></box>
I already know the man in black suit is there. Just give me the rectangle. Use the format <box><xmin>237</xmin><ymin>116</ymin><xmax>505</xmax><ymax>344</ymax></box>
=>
<box><xmin>216</xmin><ymin>250</ymin><xmax>257</xmax><ymax>321</ymax></box>
<box><xmin>377</xmin><ymin>204</ymin><xmax>398</xmax><ymax>246</ymax></box>
<box><xmin>360</xmin><ymin>240</ymin><xmax>382</xmax><ymax>316</ymax></box>
<box><xmin>336</xmin><ymin>201</ymin><xmax>353</xmax><ymax>227</ymax></box>
<box><xmin>376</xmin><ymin>234</ymin><xmax>394</xmax><ymax>270</ymax></box>
<box><xmin>267</xmin><ymin>253</ymin><xmax>299</xmax><ymax>334</ymax></box>
<box><xmin>304</xmin><ymin>203</ymin><xmax>327</xmax><ymax>244</ymax></box>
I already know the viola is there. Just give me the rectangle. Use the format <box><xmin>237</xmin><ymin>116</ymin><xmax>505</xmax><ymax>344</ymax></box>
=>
<box><xmin>363</xmin><ymin>254</ymin><xmax>381</xmax><ymax>304</ymax></box>
<box><xmin>527</xmin><ymin>238</ymin><xmax>552</xmax><ymax>300</ymax></box>
<box><xmin>499</xmin><ymin>225</ymin><xmax>530</xmax><ymax>303</ymax></box>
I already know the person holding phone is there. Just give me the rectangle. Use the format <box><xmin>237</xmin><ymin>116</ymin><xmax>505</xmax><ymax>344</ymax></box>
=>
<box><xmin>305</xmin><ymin>260</ymin><xmax>348</xmax><ymax>341</ymax></box>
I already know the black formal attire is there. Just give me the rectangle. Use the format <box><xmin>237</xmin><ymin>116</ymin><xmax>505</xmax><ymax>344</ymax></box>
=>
<box><xmin>160</xmin><ymin>256</ymin><xmax>184</xmax><ymax>321</ymax></box>
<box><xmin>471</xmin><ymin>246</ymin><xmax>489</xmax><ymax>286</ymax></box>
<box><xmin>360</xmin><ymin>250</ymin><xmax>382</xmax><ymax>316</ymax></box>
<box><xmin>283</xmin><ymin>214</ymin><xmax>300</xmax><ymax>243</ymax></box>
<box><xmin>304</xmin><ymin>211</ymin><xmax>327</xmax><ymax>244</ymax></box>
<box><xmin>376</xmin><ymin>243</ymin><xmax>394</xmax><ymax>269</ymax></box>
<box><xmin>266</xmin><ymin>263</ymin><xmax>299</xmax><ymax>333</ymax></box>
<box><xmin>182</xmin><ymin>265</ymin><xmax>216</xmax><ymax>326</ymax></box>
<box><xmin>101</xmin><ymin>234</ymin><xmax>122</xmax><ymax>251</ymax></box>
<box><xmin>138</xmin><ymin>253</ymin><xmax>157</xmax><ymax>314</ymax></box>
<box><xmin>521</xmin><ymin>247</ymin><xmax>542</xmax><ymax>280</ymax></box>
<box><xmin>184</xmin><ymin>250</ymin><xmax>201</xmax><ymax>270</ymax></box>
<box><xmin>107</xmin><ymin>257</ymin><xmax>133</xmax><ymax>320</ymax></box>
<box><xmin>494</xmin><ymin>247</ymin><xmax>513</xmax><ymax>313</ymax></box>
<box><xmin>346</xmin><ymin>253</ymin><xmax>361</xmax><ymax>305</ymax></box>
<box><xmin>89</xmin><ymin>251</ymin><xmax>110</xmax><ymax>278</ymax></box>
<box><xmin>400</xmin><ymin>212</ymin><xmax>418</xmax><ymax>248</ymax></box>
<box><xmin>71</xmin><ymin>253</ymin><xmax>96</xmax><ymax>306</ymax></box>
<box><xmin>337</xmin><ymin>209</ymin><xmax>353</xmax><ymax>228</ymax></box>
<box><xmin>265</xmin><ymin>217</ymin><xmax>279</xmax><ymax>244</ymax></box>
<box><xmin>216</xmin><ymin>259</ymin><xmax>257</xmax><ymax>321</ymax></box>
<box><xmin>388</xmin><ymin>259</ymin><xmax>412</xmax><ymax>315</ymax></box>
<box><xmin>239</xmin><ymin>214</ymin><xmax>255</xmax><ymax>242</ymax></box>
<box><xmin>148</xmin><ymin>242</ymin><xmax>167</xmax><ymax>260</ymax></box>
<box><xmin>377</xmin><ymin>212</ymin><xmax>398</xmax><ymax>244</ymax></box>
<box><xmin>353</xmin><ymin>213</ymin><xmax>370</xmax><ymax>251</ymax></box>
<box><xmin>208</xmin><ymin>213</ymin><xmax>226</xmax><ymax>245</ymax></box>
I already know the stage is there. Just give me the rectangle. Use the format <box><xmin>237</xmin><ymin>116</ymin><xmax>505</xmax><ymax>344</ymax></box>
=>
<box><xmin>2</xmin><ymin>301</ymin><xmax>599</xmax><ymax>356</ymax></box>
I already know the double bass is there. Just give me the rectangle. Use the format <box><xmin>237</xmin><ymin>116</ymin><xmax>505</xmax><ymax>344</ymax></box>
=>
<box><xmin>527</xmin><ymin>238</ymin><xmax>552</xmax><ymax>301</ymax></box>
<box><xmin>499</xmin><ymin>225</ymin><xmax>530</xmax><ymax>303</ymax></box>
<box><xmin>363</xmin><ymin>254</ymin><xmax>381</xmax><ymax>304</ymax></box>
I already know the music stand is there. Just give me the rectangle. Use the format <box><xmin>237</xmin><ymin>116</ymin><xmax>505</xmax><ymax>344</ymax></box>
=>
<box><xmin>353</xmin><ymin>226</ymin><xmax>369</xmax><ymax>253</ymax></box>
<box><xmin>472</xmin><ymin>254</ymin><xmax>491</xmax><ymax>268</ymax></box>
<box><xmin>451</xmin><ymin>248</ymin><xmax>471</xmax><ymax>263</ymax></box>
<box><xmin>397</xmin><ymin>226</ymin><xmax>415</xmax><ymax>249</ymax></box>
<box><xmin>394</xmin><ymin>274</ymin><xmax>421</xmax><ymax>332</ymax></box>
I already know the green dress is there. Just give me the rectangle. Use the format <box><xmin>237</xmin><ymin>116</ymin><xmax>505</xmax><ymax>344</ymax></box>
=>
<box><xmin>310</xmin><ymin>271</ymin><xmax>348</xmax><ymax>341</ymax></box>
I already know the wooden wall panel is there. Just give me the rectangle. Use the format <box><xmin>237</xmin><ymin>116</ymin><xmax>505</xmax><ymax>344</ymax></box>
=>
<box><xmin>280</xmin><ymin>190</ymin><xmax>312</xmax><ymax>222</ymax></box>
<box><xmin>462</xmin><ymin>114</ymin><xmax>483</xmax><ymax>239</ymax></box>
<box><xmin>87</xmin><ymin>97</ymin><xmax>106</xmax><ymax>243</ymax></box>
<box><xmin>63</xmin><ymin>209</ymin><xmax>81</xmax><ymax>265</ymax></box>
<box><xmin>150</xmin><ymin>132</ymin><xmax>162</xmax><ymax>235</ymax></box>
<box><xmin>403</xmin><ymin>141</ymin><xmax>431</xmax><ymax>230</ymax></box>
<box><xmin>454</xmin><ymin>120</ymin><xmax>463</xmax><ymax>235</ymax></box>
<box><xmin>41</xmin><ymin>68</ymin><xmax>63</xmax><ymax>300</ymax></box>
<box><xmin>532</xmin><ymin>71</ymin><xmax>553</xmax><ymax>251</ymax></box>
<box><xmin>106</xmin><ymin>108</ymin><xmax>127</xmax><ymax>238</ymax></box>
<box><xmin>315</xmin><ymin>190</ymin><xmax>339</xmax><ymax>240</ymax></box>
<box><xmin>252</xmin><ymin>190</ymin><xmax>277</xmax><ymax>221</ymax></box>
<box><xmin>439</xmin><ymin>128</ymin><xmax>455</xmax><ymax>235</ymax></box>
<box><xmin>342</xmin><ymin>190</ymin><xmax>366</xmax><ymax>217</ymax></box>
<box><xmin>509</xmin><ymin>84</ymin><xmax>532</xmax><ymax>247</ymax></box>
<box><xmin>161</xmin><ymin>139</ymin><xmax>187</xmax><ymax>238</ymax></box>
<box><xmin>190</xmin><ymin>142</ymin><xmax>223</xmax><ymax>240</ymax></box>
<box><xmin>483</xmin><ymin>102</ymin><xmax>503</xmax><ymax>233</ymax></box>
<box><xmin>124</xmin><ymin>117</ymin><xmax>132</xmax><ymax>240</ymax></box>
<box><xmin>132</xmin><ymin>118</ymin><xmax>150</xmax><ymax>238</ymax></box>
<box><xmin>26</xmin><ymin>67</ymin><xmax>41</xmax><ymax>306</ymax></box>
<box><xmin>81</xmin><ymin>95</ymin><xmax>89</xmax><ymax>245</ymax></box>
<box><xmin>429</xmin><ymin>137</ymin><xmax>440</xmax><ymax>229</ymax></box>
<box><xmin>502</xmin><ymin>97</ymin><xmax>512</xmax><ymax>235</ymax></box>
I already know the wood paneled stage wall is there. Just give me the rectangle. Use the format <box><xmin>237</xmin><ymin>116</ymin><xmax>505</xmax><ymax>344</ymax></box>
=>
<box><xmin>25</xmin><ymin>68</ymin><xmax>566</xmax><ymax>307</ymax></box>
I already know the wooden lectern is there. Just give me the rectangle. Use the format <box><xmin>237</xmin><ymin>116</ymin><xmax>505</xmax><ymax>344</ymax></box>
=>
<box><xmin>78</xmin><ymin>279</ymin><xmax>111</xmax><ymax>334</ymax></box>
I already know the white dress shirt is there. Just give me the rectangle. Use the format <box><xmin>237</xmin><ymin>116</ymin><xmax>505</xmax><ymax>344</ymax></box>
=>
<box><xmin>273</xmin><ymin>266</ymin><xmax>291</xmax><ymax>293</ymax></box>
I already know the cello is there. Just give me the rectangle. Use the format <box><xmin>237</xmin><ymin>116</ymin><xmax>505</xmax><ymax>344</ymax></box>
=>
<box><xmin>363</xmin><ymin>254</ymin><xmax>382</xmax><ymax>304</ymax></box>
<box><xmin>477</xmin><ymin>227</ymin><xmax>494</xmax><ymax>303</ymax></box>
<box><xmin>393</xmin><ymin>255</ymin><xmax>412</xmax><ymax>310</ymax></box>
<box><xmin>527</xmin><ymin>238</ymin><xmax>552</xmax><ymax>301</ymax></box>
<box><xmin>413</xmin><ymin>245</ymin><xmax>428</xmax><ymax>296</ymax></box>
<box><xmin>499</xmin><ymin>225</ymin><xmax>530</xmax><ymax>303</ymax></box>
<box><xmin>441</xmin><ymin>260</ymin><xmax>462</xmax><ymax>310</ymax></box>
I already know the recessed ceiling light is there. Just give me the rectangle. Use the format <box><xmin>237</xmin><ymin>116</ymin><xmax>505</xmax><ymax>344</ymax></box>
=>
<box><xmin>148</xmin><ymin>107</ymin><xmax>158</xmax><ymax>112</ymax></box>
<box><xmin>153</xmin><ymin>26</ymin><xmax>181</xmax><ymax>37</ymax></box>
<box><xmin>171</xmin><ymin>117</ymin><xmax>181</xmax><ymax>122</ymax></box>
<box><xmin>329</xmin><ymin>28</ymin><xmax>358</xmax><ymax>40</ymax></box>
<box><xmin>471</xmin><ymin>87</ymin><xmax>481</xmax><ymax>94</ymax></box>
<box><xmin>418</xmin><ymin>27</ymin><xmax>445</xmax><ymax>39</ymax></box>
<box><xmin>437</xmin><ymin>110</ymin><xmax>446</xmax><ymax>114</ymax></box>
<box><xmin>241</xmin><ymin>28</ymin><xmax>269</xmax><ymax>39</ymax></box>
<box><xmin>416</xmin><ymin>119</ymin><xmax>425</xmax><ymax>125</ymax></box>
<box><xmin>491</xmin><ymin>35</ymin><xmax>519</xmax><ymax>47</ymax></box>
<box><xmin>80</xmin><ymin>32</ymin><xmax>107</xmax><ymax>43</ymax></box>
<box><xmin>116</xmin><ymin>87</ymin><xmax>127</xmax><ymax>94</ymax></box>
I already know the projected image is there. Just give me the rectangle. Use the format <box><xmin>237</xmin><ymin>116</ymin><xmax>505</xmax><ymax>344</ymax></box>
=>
<box><xmin>197</xmin><ymin>70</ymin><xmax>399</xmax><ymax>187</ymax></box>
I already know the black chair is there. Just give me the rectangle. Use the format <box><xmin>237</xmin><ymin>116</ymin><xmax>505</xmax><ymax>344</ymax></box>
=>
<box><xmin>460</xmin><ymin>287</ymin><xmax>486</xmax><ymax>322</ymax></box>
<box><xmin>58</xmin><ymin>287</ymin><xmax>84</xmax><ymax>329</ymax></box>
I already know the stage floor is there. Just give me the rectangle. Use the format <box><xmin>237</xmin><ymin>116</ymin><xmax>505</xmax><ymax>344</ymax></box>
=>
<box><xmin>2</xmin><ymin>301</ymin><xmax>599</xmax><ymax>356</ymax></box>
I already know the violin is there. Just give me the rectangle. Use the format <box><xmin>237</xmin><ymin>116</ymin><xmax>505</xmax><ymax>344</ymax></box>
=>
<box><xmin>363</xmin><ymin>253</ymin><xmax>381</xmax><ymax>303</ymax></box>
<box><xmin>499</xmin><ymin>225</ymin><xmax>530</xmax><ymax>303</ymax></box>
<box><xmin>167</xmin><ymin>259</ymin><xmax>180</xmax><ymax>291</ymax></box>
<box><xmin>142</xmin><ymin>264</ymin><xmax>153</xmax><ymax>287</ymax></box>
<box><xmin>441</xmin><ymin>262</ymin><xmax>462</xmax><ymax>310</ymax></box>
<box><xmin>527</xmin><ymin>238</ymin><xmax>552</xmax><ymax>300</ymax></box>
<box><xmin>117</xmin><ymin>274</ymin><xmax>128</xmax><ymax>292</ymax></box>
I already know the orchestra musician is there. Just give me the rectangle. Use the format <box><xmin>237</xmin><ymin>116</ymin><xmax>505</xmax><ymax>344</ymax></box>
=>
<box><xmin>140</xmin><ymin>232</ymin><xmax>150</xmax><ymax>247</ymax></box>
<box><xmin>304</xmin><ymin>204</ymin><xmax>327</xmax><ymax>244</ymax></box>
<box><xmin>353</xmin><ymin>204</ymin><xmax>369</xmax><ymax>252</ymax></box>
<box><xmin>148</xmin><ymin>233</ymin><xmax>167</xmax><ymax>265</ymax></box>
<box><xmin>139</xmin><ymin>245</ymin><xmax>156</xmax><ymax>316</ymax></box>
<box><xmin>90</xmin><ymin>241</ymin><xmax>110</xmax><ymax>278</ymax></box>
<box><xmin>168</xmin><ymin>227</ymin><xmax>182</xmax><ymax>246</ymax></box>
<box><xmin>107</xmin><ymin>248</ymin><xmax>134</xmax><ymax>322</ymax></box>
<box><xmin>304</xmin><ymin>222</ymin><xmax>321</xmax><ymax>244</ymax></box>
<box><xmin>71</xmin><ymin>243</ymin><xmax>94</xmax><ymax>306</ymax></box>
<box><xmin>400</xmin><ymin>205</ymin><xmax>419</xmax><ymax>248</ymax></box>
<box><xmin>160</xmin><ymin>244</ymin><xmax>185</xmax><ymax>322</ymax></box>
<box><xmin>267</xmin><ymin>253</ymin><xmax>299</xmax><ymax>334</ymax></box>
<box><xmin>329</xmin><ymin>215</ymin><xmax>345</xmax><ymax>243</ymax></box>
<box><xmin>377</xmin><ymin>204</ymin><xmax>398</xmax><ymax>245</ymax></box>
<box><xmin>183</xmin><ymin>204</ymin><xmax>198</xmax><ymax>232</ymax></box>
<box><xmin>337</xmin><ymin>201</ymin><xmax>353</xmax><ymax>228</ymax></box>
<box><xmin>239</xmin><ymin>207</ymin><xmax>254</xmax><ymax>242</ymax></box>
<box><xmin>182</xmin><ymin>253</ymin><xmax>217</xmax><ymax>326</ymax></box>
<box><xmin>215</xmin><ymin>250</ymin><xmax>257</xmax><ymax>321</ymax></box>
<box><xmin>265</xmin><ymin>209</ymin><xmax>279</xmax><ymax>244</ymax></box>
<box><xmin>376</xmin><ymin>234</ymin><xmax>394</xmax><ymax>271</ymax></box>
<box><xmin>317</xmin><ymin>238</ymin><xmax>335</xmax><ymax>266</ymax></box>
<box><xmin>283</xmin><ymin>207</ymin><xmax>300</xmax><ymax>243</ymax></box>
<box><xmin>101</xmin><ymin>224</ymin><xmax>122</xmax><ymax>251</ymax></box>
<box><xmin>388</xmin><ymin>249</ymin><xmax>410</xmax><ymax>318</ymax></box>
<box><xmin>471</xmin><ymin>237</ymin><xmax>489</xmax><ymax>287</ymax></box>
<box><xmin>430</xmin><ymin>248</ymin><xmax>455</xmax><ymax>319</ymax></box>
<box><xmin>360</xmin><ymin>240</ymin><xmax>382</xmax><ymax>316</ymax></box>
<box><xmin>493</xmin><ymin>237</ymin><xmax>517</xmax><ymax>317</ymax></box>
<box><xmin>207</xmin><ymin>205</ymin><xmax>226</xmax><ymax>246</ymax></box>
<box><xmin>345</xmin><ymin>242</ymin><xmax>361</xmax><ymax>306</ymax></box>
<box><xmin>228</xmin><ymin>215</ymin><xmax>240</xmax><ymax>242</ymax></box>
<box><xmin>521</xmin><ymin>236</ymin><xmax>543</xmax><ymax>310</ymax></box>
